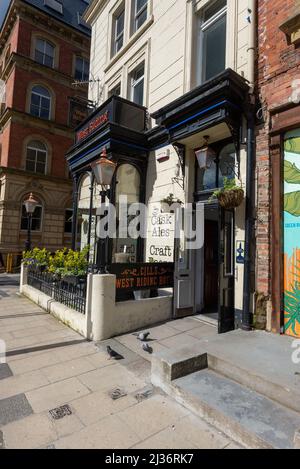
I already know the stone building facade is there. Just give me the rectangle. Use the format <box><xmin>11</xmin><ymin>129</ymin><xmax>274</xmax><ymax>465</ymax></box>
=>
<box><xmin>0</xmin><ymin>0</ymin><xmax>91</xmax><ymax>265</ymax></box>
<box><xmin>256</xmin><ymin>0</ymin><xmax>300</xmax><ymax>336</ymax></box>
<box><xmin>67</xmin><ymin>0</ymin><xmax>257</xmax><ymax>333</ymax></box>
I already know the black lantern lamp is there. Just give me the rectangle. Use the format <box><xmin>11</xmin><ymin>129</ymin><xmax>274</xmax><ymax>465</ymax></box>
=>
<box><xmin>91</xmin><ymin>149</ymin><xmax>117</xmax><ymax>274</ymax></box>
<box><xmin>24</xmin><ymin>193</ymin><xmax>38</xmax><ymax>251</ymax></box>
<box><xmin>195</xmin><ymin>136</ymin><xmax>217</xmax><ymax>170</ymax></box>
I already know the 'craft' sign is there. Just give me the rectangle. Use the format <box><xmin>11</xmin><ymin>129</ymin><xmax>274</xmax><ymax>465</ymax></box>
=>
<box><xmin>110</xmin><ymin>263</ymin><xmax>174</xmax><ymax>293</ymax></box>
<box><xmin>76</xmin><ymin>109</ymin><xmax>109</xmax><ymax>142</ymax></box>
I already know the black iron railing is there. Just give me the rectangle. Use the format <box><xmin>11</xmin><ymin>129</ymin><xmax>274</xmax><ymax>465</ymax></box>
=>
<box><xmin>27</xmin><ymin>268</ymin><xmax>87</xmax><ymax>314</ymax></box>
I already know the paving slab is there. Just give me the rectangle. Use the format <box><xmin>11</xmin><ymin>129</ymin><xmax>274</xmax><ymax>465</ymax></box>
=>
<box><xmin>1</xmin><ymin>413</ymin><xmax>57</xmax><ymax>449</ymax></box>
<box><xmin>48</xmin><ymin>412</ymin><xmax>84</xmax><ymax>439</ymax></box>
<box><xmin>132</xmin><ymin>425</ymin><xmax>197</xmax><ymax>449</ymax></box>
<box><xmin>26</xmin><ymin>377</ymin><xmax>90</xmax><ymax>413</ymax></box>
<box><xmin>41</xmin><ymin>357</ymin><xmax>96</xmax><ymax>383</ymax></box>
<box><xmin>0</xmin><ymin>370</ymin><xmax>50</xmax><ymax>400</ymax></box>
<box><xmin>167</xmin><ymin>317</ymin><xmax>204</xmax><ymax>332</ymax></box>
<box><xmin>71</xmin><ymin>389</ymin><xmax>137</xmax><ymax>426</ymax></box>
<box><xmin>117</xmin><ymin>394</ymin><xmax>189</xmax><ymax>441</ymax></box>
<box><xmin>55</xmin><ymin>414</ymin><xmax>141</xmax><ymax>449</ymax></box>
<box><xmin>0</xmin><ymin>394</ymin><xmax>33</xmax><ymax>426</ymax></box>
<box><xmin>159</xmin><ymin>333</ymin><xmax>204</xmax><ymax>350</ymax></box>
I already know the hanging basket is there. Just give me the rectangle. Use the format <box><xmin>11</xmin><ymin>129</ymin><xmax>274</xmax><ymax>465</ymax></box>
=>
<box><xmin>217</xmin><ymin>188</ymin><xmax>244</xmax><ymax>209</ymax></box>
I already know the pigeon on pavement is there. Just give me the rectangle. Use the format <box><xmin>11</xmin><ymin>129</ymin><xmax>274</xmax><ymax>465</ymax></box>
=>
<box><xmin>142</xmin><ymin>343</ymin><xmax>153</xmax><ymax>354</ymax></box>
<box><xmin>107</xmin><ymin>346</ymin><xmax>124</xmax><ymax>360</ymax></box>
<box><xmin>134</xmin><ymin>332</ymin><xmax>150</xmax><ymax>342</ymax></box>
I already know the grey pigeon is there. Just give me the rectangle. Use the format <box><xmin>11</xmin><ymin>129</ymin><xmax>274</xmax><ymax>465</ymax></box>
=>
<box><xmin>107</xmin><ymin>346</ymin><xmax>124</xmax><ymax>360</ymax></box>
<box><xmin>142</xmin><ymin>343</ymin><xmax>153</xmax><ymax>354</ymax></box>
<box><xmin>134</xmin><ymin>332</ymin><xmax>150</xmax><ymax>342</ymax></box>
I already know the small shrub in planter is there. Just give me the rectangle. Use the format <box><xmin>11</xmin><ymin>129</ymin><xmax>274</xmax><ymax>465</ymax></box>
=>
<box><xmin>210</xmin><ymin>177</ymin><xmax>244</xmax><ymax>209</ymax></box>
<box><xmin>22</xmin><ymin>248</ymin><xmax>50</xmax><ymax>271</ymax></box>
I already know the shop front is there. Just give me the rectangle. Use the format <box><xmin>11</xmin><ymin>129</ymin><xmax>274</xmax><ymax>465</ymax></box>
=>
<box><xmin>66</xmin><ymin>68</ymin><xmax>252</xmax><ymax>335</ymax></box>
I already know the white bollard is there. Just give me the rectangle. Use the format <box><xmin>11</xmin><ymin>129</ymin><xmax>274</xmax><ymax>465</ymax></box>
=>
<box><xmin>89</xmin><ymin>274</ymin><xmax>116</xmax><ymax>341</ymax></box>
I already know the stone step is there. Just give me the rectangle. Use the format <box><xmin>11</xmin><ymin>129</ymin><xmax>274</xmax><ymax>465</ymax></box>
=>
<box><xmin>171</xmin><ymin>369</ymin><xmax>300</xmax><ymax>449</ymax></box>
<box><xmin>206</xmin><ymin>353</ymin><xmax>300</xmax><ymax>414</ymax></box>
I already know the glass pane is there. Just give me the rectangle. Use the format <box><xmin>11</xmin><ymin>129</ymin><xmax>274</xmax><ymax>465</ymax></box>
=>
<box><xmin>204</xmin><ymin>0</ymin><xmax>226</xmax><ymax>22</ymax></box>
<box><xmin>219</xmin><ymin>144</ymin><xmax>236</xmax><ymax>187</ymax></box>
<box><xmin>37</xmin><ymin>151</ymin><xmax>46</xmax><ymax>163</ymax></box>
<box><xmin>33</xmin><ymin>86</ymin><xmax>50</xmax><ymax>97</ymax></box>
<box><xmin>136</xmin><ymin>0</ymin><xmax>147</xmax><ymax>14</ymax></box>
<box><xmin>35</xmin><ymin>50</ymin><xmax>44</xmax><ymax>64</ymax></box>
<box><xmin>116</xmin><ymin>35</ymin><xmax>123</xmax><ymax>53</ymax></box>
<box><xmin>26</xmin><ymin>160</ymin><xmax>36</xmax><ymax>172</ymax></box>
<box><xmin>45</xmin><ymin>42</ymin><xmax>54</xmax><ymax>57</ymax></box>
<box><xmin>30</xmin><ymin>141</ymin><xmax>46</xmax><ymax>151</ymax></box>
<box><xmin>196</xmin><ymin>161</ymin><xmax>218</xmax><ymax>191</ymax></box>
<box><xmin>116</xmin><ymin>10</ymin><xmax>125</xmax><ymax>35</ymax></box>
<box><xmin>136</xmin><ymin>8</ymin><xmax>147</xmax><ymax>29</ymax></box>
<box><xmin>30</xmin><ymin>104</ymin><xmax>40</xmax><ymax>117</ymax></box>
<box><xmin>133</xmin><ymin>79</ymin><xmax>144</xmax><ymax>105</ymax></box>
<box><xmin>31</xmin><ymin>94</ymin><xmax>40</xmax><ymax>106</ymax></box>
<box><xmin>44</xmin><ymin>54</ymin><xmax>54</xmax><ymax>67</ymax></box>
<box><xmin>41</xmin><ymin>97</ymin><xmax>50</xmax><ymax>109</ymax></box>
<box><xmin>36</xmin><ymin>39</ymin><xmax>45</xmax><ymax>52</ymax></box>
<box><xmin>203</xmin><ymin>14</ymin><xmax>226</xmax><ymax>82</ymax></box>
<box><xmin>36</xmin><ymin>162</ymin><xmax>46</xmax><ymax>174</ymax></box>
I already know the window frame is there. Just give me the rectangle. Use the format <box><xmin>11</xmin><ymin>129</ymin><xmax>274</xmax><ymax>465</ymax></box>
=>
<box><xmin>113</xmin><ymin>8</ymin><xmax>125</xmax><ymax>56</ymax></box>
<box><xmin>130</xmin><ymin>62</ymin><xmax>145</xmax><ymax>106</ymax></box>
<box><xmin>25</xmin><ymin>141</ymin><xmax>48</xmax><ymax>175</ymax></box>
<box><xmin>74</xmin><ymin>56</ymin><xmax>90</xmax><ymax>82</ymax></box>
<box><xmin>34</xmin><ymin>38</ymin><xmax>55</xmax><ymax>68</ymax></box>
<box><xmin>133</xmin><ymin>0</ymin><xmax>148</xmax><ymax>33</ymax></box>
<box><xmin>30</xmin><ymin>85</ymin><xmax>52</xmax><ymax>120</ymax></box>
<box><xmin>198</xmin><ymin>0</ymin><xmax>227</xmax><ymax>85</ymax></box>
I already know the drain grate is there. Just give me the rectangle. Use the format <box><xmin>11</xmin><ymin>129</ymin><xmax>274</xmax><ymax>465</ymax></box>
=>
<box><xmin>108</xmin><ymin>388</ymin><xmax>127</xmax><ymax>401</ymax></box>
<box><xmin>49</xmin><ymin>404</ymin><xmax>72</xmax><ymax>421</ymax></box>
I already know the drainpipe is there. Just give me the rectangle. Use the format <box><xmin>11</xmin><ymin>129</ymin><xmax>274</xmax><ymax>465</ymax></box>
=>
<box><xmin>242</xmin><ymin>0</ymin><xmax>256</xmax><ymax>331</ymax></box>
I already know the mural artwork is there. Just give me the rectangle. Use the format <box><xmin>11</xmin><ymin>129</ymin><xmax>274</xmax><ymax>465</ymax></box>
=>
<box><xmin>284</xmin><ymin>130</ymin><xmax>300</xmax><ymax>337</ymax></box>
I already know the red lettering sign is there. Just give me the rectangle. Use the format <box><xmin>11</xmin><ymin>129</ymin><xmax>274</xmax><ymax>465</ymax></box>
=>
<box><xmin>76</xmin><ymin>111</ymin><xmax>109</xmax><ymax>142</ymax></box>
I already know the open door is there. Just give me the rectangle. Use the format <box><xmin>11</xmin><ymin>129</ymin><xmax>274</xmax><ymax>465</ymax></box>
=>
<box><xmin>218</xmin><ymin>209</ymin><xmax>235</xmax><ymax>334</ymax></box>
<box><xmin>173</xmin><ymin>203</ymin><xmax>204</xmax><ymax>318</ymax></box>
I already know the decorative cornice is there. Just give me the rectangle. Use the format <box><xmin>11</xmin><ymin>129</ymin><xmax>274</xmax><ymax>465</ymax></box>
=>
<box><xmin>83</xmin><ymin>0</ymin><xmax>107</xmax><ymax>25</ymax></box>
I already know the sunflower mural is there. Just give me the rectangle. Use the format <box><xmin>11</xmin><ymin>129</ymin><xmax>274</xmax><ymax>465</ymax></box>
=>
<box><xmin>284</xmin><ymin>131</ymin><xmax>300</xmax><ymax>337</ymax></box>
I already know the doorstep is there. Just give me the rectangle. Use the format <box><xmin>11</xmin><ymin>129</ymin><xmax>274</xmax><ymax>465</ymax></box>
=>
<box><xmin>151</xmin><ymin>329</ymin><xmax>300</xmax><ymax>449</ymax></box>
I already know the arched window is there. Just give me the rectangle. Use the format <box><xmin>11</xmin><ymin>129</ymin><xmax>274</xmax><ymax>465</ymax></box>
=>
<box><xmin>30</xmin><ymin>85</ymin><xmax>51</xmax><ymax>120</ymax></box>
<box><xmin>25</xmin><ymin>141</ymin><xmax>48</xmax><ymax>175</ymax></box>
<box><xmin>20</xmin><ymin>199</ymin><xmax>43</xmax><ymax>232</ymax></box>
<box><xmin>35</xmin><ymin>39</ymin><xmax>55</xmax><ymax>68</ymax></box>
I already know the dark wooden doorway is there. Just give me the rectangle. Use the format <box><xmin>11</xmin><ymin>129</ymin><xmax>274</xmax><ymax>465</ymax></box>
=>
<box><xmin>204</xmin><ymin>220</ymin><xmax>219</xmax><ymax>312</ymax></box>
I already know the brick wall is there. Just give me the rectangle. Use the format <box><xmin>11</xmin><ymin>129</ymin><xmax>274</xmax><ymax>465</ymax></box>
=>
<box><xmin>256</xmin><ymin>0</ymin><xmax>300</xmax><ymax>314</ymax></box>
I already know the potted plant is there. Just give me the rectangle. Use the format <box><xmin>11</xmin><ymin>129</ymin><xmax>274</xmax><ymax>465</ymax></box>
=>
<box><xmin>160</xmin><ymin>194</ymin><xmax>182</xmax><ymax>213</ymax></box>
<box><xmin>210</xmin><ymin>177</ymin><xmax>244</xmax><ymax>209</ymax></box>
<box><xmin>23</xmin><ymin>248</ymin><xmax>50</xmax><ymax>272</ymax></box>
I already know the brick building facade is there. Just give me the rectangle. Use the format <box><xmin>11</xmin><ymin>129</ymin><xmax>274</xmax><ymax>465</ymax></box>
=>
<box><xmin>256</xmin><ymin>0</ymin><xmax>300</xmax><ymax>336</ymax></box>
<box><xmin>0</xmin><ymin>0</ymin><xmax>91</xmax><ymax>266</ymax></box>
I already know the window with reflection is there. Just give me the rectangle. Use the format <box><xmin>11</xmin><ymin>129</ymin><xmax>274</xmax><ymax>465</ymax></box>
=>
<box><xmin>196</xmin><ymin>142</ymin><xmax>236</xmax><ymax>193</ymax></box>
<box><xmin>113</xmin><ymin>164</ymin><xmax>141</xmax><ymax>263</ymax></box>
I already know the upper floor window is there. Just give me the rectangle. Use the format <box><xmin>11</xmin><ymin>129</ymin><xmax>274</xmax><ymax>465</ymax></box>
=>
<box><xmin>35</xmin><ymin>39</ymin><xmax>55</xmax><ymax>68</ymax></box>
<box><xmin>130</xmin><ymin>63</ymin><xmax>144</xmax><ymax>106</ymax></box>
<box><xmin>26</xmin><ymin>140</ymin><xmax>48</xmax><ymax>175</ymax></box>
<box><xmin>113</xmin><ymin>8</ymin><xmax>125</xmax><ymax>56</ymax></box>
<box><xmin>30</xmin><ymin>86</ymin><xmax>51</xmax><ymax>120</ymax></box>
<box><xmin>198</xmin><ymin>0</ymin><xmax>227</xmax><ymax>84</ymax></box>
<box><xmin>75</xmin><ymin>57</ymin><xmax>90</xmax><ymax>82</ymax></box>
<box><xmin>108</xmin><ymin>83</ymin><xmax>121</xmax><ymax>98</ymax></box>
<box><xmin>133</xmin><ymin>0</ymin><xmax>148</xmax><ymax>32</ymax></box>
<box><xmin>64</xmin><ymin>209</ymin><xmax>73</xmax><ymax>234</ymax></box>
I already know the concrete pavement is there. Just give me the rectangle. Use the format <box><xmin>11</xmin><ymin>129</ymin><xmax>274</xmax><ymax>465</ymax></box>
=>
<box><xmin>0</xmin><ymin>274</ymin><xmax>241</xmax><ymax>449</ymax></box>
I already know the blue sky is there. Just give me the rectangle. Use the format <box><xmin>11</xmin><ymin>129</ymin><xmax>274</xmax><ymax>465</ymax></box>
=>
<box><xmin>0</xmin><ymin>0</ymin><xmax>11</xmax><ymax>29</ymax></box>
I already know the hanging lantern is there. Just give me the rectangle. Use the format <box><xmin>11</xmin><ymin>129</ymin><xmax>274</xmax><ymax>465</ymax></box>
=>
<box><xmin>195</xmin><ymin>136</ymin><xmax>216</xmax><ymax>170</ymax></box>
<box><xmin>91</xmin><ymin>150</ymin><xmax>117</xmax><ymax>187</ymax></box>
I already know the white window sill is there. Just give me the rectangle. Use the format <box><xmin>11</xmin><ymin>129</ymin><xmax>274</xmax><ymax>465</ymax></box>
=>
<box><xmin>105</xmin><ymin>15</ymin><xmax>154</xmax><ymax>73</ymax></box>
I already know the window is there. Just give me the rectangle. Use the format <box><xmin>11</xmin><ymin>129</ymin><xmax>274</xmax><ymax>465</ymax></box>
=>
<box><xmin>198</xmin><ymin>0</ymin><xmax>227</xmax><ymax>84</ymax></box>
<box><xmin>64</xmin><ymin>209</ymin><xmax>73</xmax><ymax>234</ymax></box>
<box><xmin>75</xmin><ymin>57</ymin><xmax>90</xmax><ymax>82</ymax></box>
<box><xmin>113</xmin><ymin>9</ymin><xmax>125</xmax><ymax>55</ymax></box>
<box><xmin>130</xmin><ymin>63</ymin><xmax>144</xmax><ymax>105</ymax></box>
<box><xmin>30</xmin><ymin>86</ymin><xmax>51</xmax><ymax>120</ymax></box>
<box><xmin>21</xmin><ymin>204</ymin><xmax>43</xmax><ymax>231</ymax></box>
<box><xmin>108</xmin><ymin>83</ymin><xmax>121</xmax><ymax>98</ymax></box>
<box><xmin>44</xmin><ymin>0</ymin><xmax>63</xmax><ymax>15</ymax></box>
<box><xmin>133</xmin><ymin>0</ymin><xmax>148</xmax><ymax>32</ymax></box>
<box><xmin>35</xmin><ymin>39</ymin><xmax>55</xmax><ymax>68</ymax></box>
<box><xmin>26</xmin><ymin>141</ymin><xmax>47</xmax><ymax>175</ymax></box>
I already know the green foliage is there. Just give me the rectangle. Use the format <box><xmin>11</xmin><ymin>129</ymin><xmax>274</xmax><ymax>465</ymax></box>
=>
<box><xmin>284</xmin><ymin>260</ymin><xmax>300</xmax><ymax>336</ymax></box>
<box><xmin>209</xmin><ymin>177</ymin><xmax>243</xmax><ymax>202</ymax></box>
<box><xmin>160</xmin><ymin>194</ymin><xmax>182</xmax><ymax>205</ymax></box>
<box><xmin>23</xmin><ymin>246</ymin><xmax>89</xmax><ymax>278</ymax></box>
<box><xmin>22</xmin><ymin>248</ymin><xmax>50</xmax><ymax>268</ymax></box>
